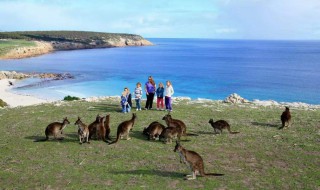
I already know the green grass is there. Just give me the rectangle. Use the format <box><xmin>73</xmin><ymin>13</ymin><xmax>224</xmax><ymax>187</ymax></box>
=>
<box><xmin>0</xmin><ymin>100</ymin><xmax>319</xmax><ymax>189</ymax></box>
<box><xmin>0</xmin><ymin>39</ymin><xmax>36</xmax><ymax>55</ymax></box>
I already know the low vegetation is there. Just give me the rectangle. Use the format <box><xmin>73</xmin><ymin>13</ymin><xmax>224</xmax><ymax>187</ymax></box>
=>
<box><xmin>0</xmin><ymin>98</ymin><xmax>8</xmax><ymax>107</ymax></box>
<box><xmin>0</xmin><ymin>39</ymin><xmax>36</xmax><ymax>56</ymax></box>
<box><xmin>0</xmin><ymin>31</ymin><xmax>144</xmax><ymax>45</ymax></box>
<box><xmin>63</xmin><ymin>95</ymin><xmax>81</xmax><ymax>101</ymax></box>
<box><xmin>0</xmin><ymin>100</ymin><xmax>319</xmax><ymax>189</ymax></box>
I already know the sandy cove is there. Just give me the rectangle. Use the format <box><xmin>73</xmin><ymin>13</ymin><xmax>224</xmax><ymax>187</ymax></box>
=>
<box><xmin>0</xmin><ymin>79</ymin><xmax>50</xmax><ymax>107</ymax></box>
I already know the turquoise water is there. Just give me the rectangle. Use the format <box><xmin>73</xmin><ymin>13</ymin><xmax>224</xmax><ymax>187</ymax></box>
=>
<box><xmin>0</xmin><ymin>38</ymin><xmax>319</xmax><ymax>104</ymax></box>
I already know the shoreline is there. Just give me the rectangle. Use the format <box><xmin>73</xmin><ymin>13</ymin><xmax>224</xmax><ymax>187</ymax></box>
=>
<box><xmin>0</xmin><ymin>79</ymin><xmax>51</xmax><ymax>107</ymax></box>
<box><xmin>0</xmin><ymin>73</ymin><xmax>319</xmax><ymax>109</ymax></box>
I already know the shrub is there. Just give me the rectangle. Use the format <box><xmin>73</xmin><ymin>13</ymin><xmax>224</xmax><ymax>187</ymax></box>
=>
<box><xmin>0</xmin><ymin>99</ymin><xmax>8</xmax><ymax>107</ymax></box>
<box><xmin>63</xmin><ymin>95</ymin><xmax>80</xmax><ymax>101</ymax></box>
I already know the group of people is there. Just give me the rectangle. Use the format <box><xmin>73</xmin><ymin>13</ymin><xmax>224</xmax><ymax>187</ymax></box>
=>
<box><xmin>120</xmin><ymin>76</ymin><xmax>174</xmax><ymax>113</ymax></box>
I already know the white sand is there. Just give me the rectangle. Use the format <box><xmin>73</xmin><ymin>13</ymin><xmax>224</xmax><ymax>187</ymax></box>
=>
<box><xmin>0</xmin><ymin>79</ymin><xmax>50</xmax><ymax>107</ymax></box>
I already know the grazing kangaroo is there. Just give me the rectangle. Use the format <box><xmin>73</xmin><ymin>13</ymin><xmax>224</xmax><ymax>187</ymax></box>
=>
<box><xmin>162</xmin><ymin>114</ymin><xmax>186</xmax><ymax>137</ymax></box>
<box><xmin>143</xmin><ymin>121</ymin><xmax>159</xmax><ymax>136</ymax></box>
<box><xmin>109</xmin><ymin>113</ymin><xmax>137</xmax><ymax>145</ymax></box>
<box><xmin>280</xmin><ymin>107</ymin><xmax>291</xmax><ymax>129</ymax></box>
<box><xmin>174</xmin><ymin>141</ymin><xmax>224</xmax><ymax>180</ymax></box>
<box><xmin>159</xmin><ymin>127</ymin><xmax>180</xmax><ymax>144</ymax></box>
<box><xmin>143</xmin><ymin>121</ymin><xmax>166</xmax><ymax>140</ymax></box>
<box><xmin>104</xmin><ymin>114</ymin><xmax>111</xmax><ymax>140</ymax></box>
<box><xmin>88</xmin><ymin>114</ymin><xmax>102</xmax><ymax>140</ymax></box>
<box><xmin>74</xmin><ymin>117</ymin><xmax>90</xmax><ymax>144</ymax></box>
<box><xmin>44</xmin><ymin>117</ymin><xmax>70</xmax><ymax>141</ymax></box>
<box><xmin>208</xmin><ymin>119</ymin><xmax>239</xmax><ymax>134</ymax></box>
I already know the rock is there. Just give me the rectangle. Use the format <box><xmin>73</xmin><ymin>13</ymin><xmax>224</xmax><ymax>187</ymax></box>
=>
<box><xmin>224</xmin><ymin>93</ymin><xmax>250</xmax><ymax>103</ymax></box>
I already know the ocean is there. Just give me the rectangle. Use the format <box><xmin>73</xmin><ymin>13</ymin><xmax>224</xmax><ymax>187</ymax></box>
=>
<box><xmin>0</xmin><ymin>38</ymin><xmax>319</xmax><ymax>104</ymax></box>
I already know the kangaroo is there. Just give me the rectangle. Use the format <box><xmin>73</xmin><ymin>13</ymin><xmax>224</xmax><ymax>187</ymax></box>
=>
<box><xmin>208</xmin><ymin>119</ymin><xmax>239</xmax><ymax>134</ymax></box>
<box><xmin>104</xmin><ymin>114</ymin><xmax>111</xmax><ymax>140</ymax></box>
<box><xmin>96</xmin><ymin>116</ymin><xmax>107</xmax><ymax>141</ymax></box>
<box><xmin>44</xmin><ymin>117</ymin><xmax>70</xmax><ymax>141</ymax></box>
<box><xmin>162</xmin><ymin>114</ymin><xmax>186</xmax><ymax>137</ymax></box>
<box><xmin>174</xmin><ymin>141</ymin><xmax>224</xmax><ymax>180</ymax></box>
<box><xmin>280</xmin><ymin>107</ymin><xmax>291</xmax><ymax>129</ymax></box>
<box><xmin>88</xmin><ymin>114</ymin><xmax>102</xmax><ymax>140</ymax></box>
<box><xmin>143</xmin><ymin>121</ymin><xmax>166</xmax><ymax>140</ymax></box>
<box><xmin>74</xmin><ymin>117</ymin><xmax>90</xmax><ymax>144</ymax></box>
<box><xmin>109</xmin><ymin>113</ymin><xmax>136</xmax><ymax>145</ymax></box>
<box><xmin>159</xmin><ymin>126</ymin><xmax>180</xmax><ymax>144</ymax></box>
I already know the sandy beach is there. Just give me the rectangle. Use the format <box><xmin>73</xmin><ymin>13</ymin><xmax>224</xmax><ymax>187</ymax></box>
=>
<box><xmin>0</xmin><ymin>79</ymin><xmax>50</xmax><ymax>107</ymax></box>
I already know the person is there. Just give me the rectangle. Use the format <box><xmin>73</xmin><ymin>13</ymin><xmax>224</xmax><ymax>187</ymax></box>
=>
<box><xmin>134</xmin><ymin>82</ymin><xmax>143</xmax><ymax>111</ymax></box>
<box><xmin>145</xmin><ymin>76</ymin><xmax>156</xmax><ymax>110</ymax></box>
<box><xmin>165</xmin><ymin>80</ymin><xmax>174</xmax><ymax>112</ymax></box>
<box><xmin>156</xmin><ymin>82</ymin><xmax>165</xmax><ymax>110</ymax></box>
<box><xmin>120</xmin><ymin>87</ymin><xmax>132</xmax><ymax>113</ymax></box>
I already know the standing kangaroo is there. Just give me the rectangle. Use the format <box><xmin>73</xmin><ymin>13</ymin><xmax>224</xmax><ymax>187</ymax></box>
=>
<box><xmin>280</xmin><ymin>107</ymin><xmax>291</xmax><ymax>129</ymax></box>
<box><xmin>208</xmin><ymin>119</ymin><xmax>239</xmax><ymax>134</ymax></box>
<box><xmin>162</xmin><ymin>114</ymin><xmax>186</xmax><ymax>137</ymax></box>
<box><xmin>174</xmin><ymin>141</ymin><xmax>224</xmax><ymax>180</ymax></box>
<box><xmin>96</xmin><ymin>116</ymin><xmax>107</xmax><ymax>142</ymax></box>
<box><xmin>88</xmin><ymin>114</ymin><xmax>102</xmax><ymax>140</ymax></box>
<box><xmin>104</xmin><ymin>114</ymin><xmax>111</xmax><ymax>140</ymax></box>
<box><xmin>109</xmin><ymin>113</ymin><xmax>136</xmax><ymax>145</ymax></box>
<box><xmin>74</xmin><ymin>117</ymin><xmax>90</xmax><ymax>144</ymax></box>
<box><xmin>43</xmin><ymin>117</ymin><xmax>70</xmax><ymax>141</ymax></box>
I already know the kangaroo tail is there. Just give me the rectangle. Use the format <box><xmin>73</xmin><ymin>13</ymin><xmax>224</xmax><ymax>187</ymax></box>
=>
<box><xmin>230</xmin><ymin>131</ymin><xmax>240</xmax><ymax>134</ymax></box>
<box><xmin>205</xmin><ymin>173</ymin><xmax>224</xmax><ymax>176</ymax></box>
<box><xmin>108</xmin><ymin>131</ymin><xmax>120</xmax><ymax>145</ymax></box>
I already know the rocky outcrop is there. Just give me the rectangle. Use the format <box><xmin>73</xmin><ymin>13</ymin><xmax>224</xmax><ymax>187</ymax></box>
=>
<box><xmin>0</xmin><ymin>71</ymin><xmax>31</xmax><ymax>79</ymax></box>
<box><xmin>224</xmin><ymin>93</ymin><xmax>250</xmax><ymax>103</ymax></box>
<box><xmin>0</xmin><ymin>71</ymin><xmax>74</xmax><ymax>80</ymax></box>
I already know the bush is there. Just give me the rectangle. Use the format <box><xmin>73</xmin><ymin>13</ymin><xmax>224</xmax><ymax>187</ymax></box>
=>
<box><xmin>0</xmin><ymin>99</ymin><xmax>8</xmax><ymax>107</ymax></box>
<box><xmin>63</xmin><ymin>95</ymin><xmax>80</xmax><ymax>101</ymax></box>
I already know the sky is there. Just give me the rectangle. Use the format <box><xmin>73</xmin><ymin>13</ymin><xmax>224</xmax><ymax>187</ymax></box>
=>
<box><xmin>0</xmin><ymin>0</ymin><xmax>319</xmax><ymax>40</ymax></box>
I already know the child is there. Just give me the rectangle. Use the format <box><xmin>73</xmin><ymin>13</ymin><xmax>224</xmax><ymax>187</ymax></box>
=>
<box><xmin>120</xmin><ymin>87</ymin><xmax>132</xmax><ymax>113</ymax></box>
<box><xmin>156</xmin><ymin>82</ymin><xmax>164</xmax><ymax>110</ymax></box>
<box><xmin>134</xmin><ymin>82</ymin><xmax>143</xmax><ymax>111</ymax></box>
<box><xmin>165</xmin><ymin>80</ymin><xmax>174</xmax><ymax>112</ymax></box>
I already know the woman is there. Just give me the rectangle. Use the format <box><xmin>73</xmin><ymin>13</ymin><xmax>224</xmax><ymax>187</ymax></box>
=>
<box><xmin>120</xmin><ymin>87</ymin><xmax>132</xmax><ymax>113</ymax></box>
<box><xmin>145</xmin><ymin>76</ymin><xmax>156</xmax><ymax>110</ymax></box>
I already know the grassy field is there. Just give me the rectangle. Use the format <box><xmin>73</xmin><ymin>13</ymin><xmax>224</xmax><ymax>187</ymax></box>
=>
<box><xmin>0</xmin><ymin>99</ymin><xmax>319</xmax><ymax>189</ymax></box>
<box><xmin>0</xmin><ymin>39</ymin><xmax>36</xmax><ymax>56</ymax></box>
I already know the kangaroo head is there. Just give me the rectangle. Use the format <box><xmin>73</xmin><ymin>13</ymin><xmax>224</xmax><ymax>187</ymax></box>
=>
<box><xmin>75</xmin><ymin>117</ymin><xmax>82</xmax><ymax>125</ymax></box>
<box><xmin>95</xmin><ymin>114</ymin><xmax>102</xmax><ymax>122</ymax></box>
<box><xmin>63</xmin><ymin>117</ymin><xmax>70</xmax><ymax>125</ymax></box>
<box><xmin>285</xmin><ymin>107</ymin><xmax>290</xmax><ymax>111</ymax></box>
<box><xmin>208</xmin><ymin>119</ymin><xmax>214</xmax><ymax>124</ymax></box>
<box><xmin>162</xmin><ymin>114</ymin><xmax>171</xmax><ymax>121</ymax></box>
<box><xmin>174</xmin><ymin>141</ymin><xmax>182</xmax><ymax>152</ymax></box>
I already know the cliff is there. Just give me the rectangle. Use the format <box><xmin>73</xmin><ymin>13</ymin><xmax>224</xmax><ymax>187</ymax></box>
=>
<box><xmin>0</xmin><ymin>31</ymin><xmax>153</xmax><ymax>59</ymax></box>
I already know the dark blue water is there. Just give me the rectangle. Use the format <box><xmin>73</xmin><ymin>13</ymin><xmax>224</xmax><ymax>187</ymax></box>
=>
<box><xmin>0</xmin><ymin>38</ymin><xmax>319</xmax><ymax>104</ymax></box>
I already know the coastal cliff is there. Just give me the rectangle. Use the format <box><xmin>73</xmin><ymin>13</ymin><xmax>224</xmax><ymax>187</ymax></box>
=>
<box><xmin>0</xmin><ymin>31</ymin><xmax>153</xmax><ymax>59</ymax></box>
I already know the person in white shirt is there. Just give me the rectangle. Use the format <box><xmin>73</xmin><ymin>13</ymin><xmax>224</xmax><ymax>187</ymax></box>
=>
<box><xmin>165</xmin><ymin>80</ymin><xmax>174</xmax><ymax>111</ymax></box>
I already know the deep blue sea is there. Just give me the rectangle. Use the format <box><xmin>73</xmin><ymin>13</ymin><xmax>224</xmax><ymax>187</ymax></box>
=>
<box><xmin>0</xmin><ymin>38</ymin><xmax>320</xmax><ymax>104</ymax></box>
